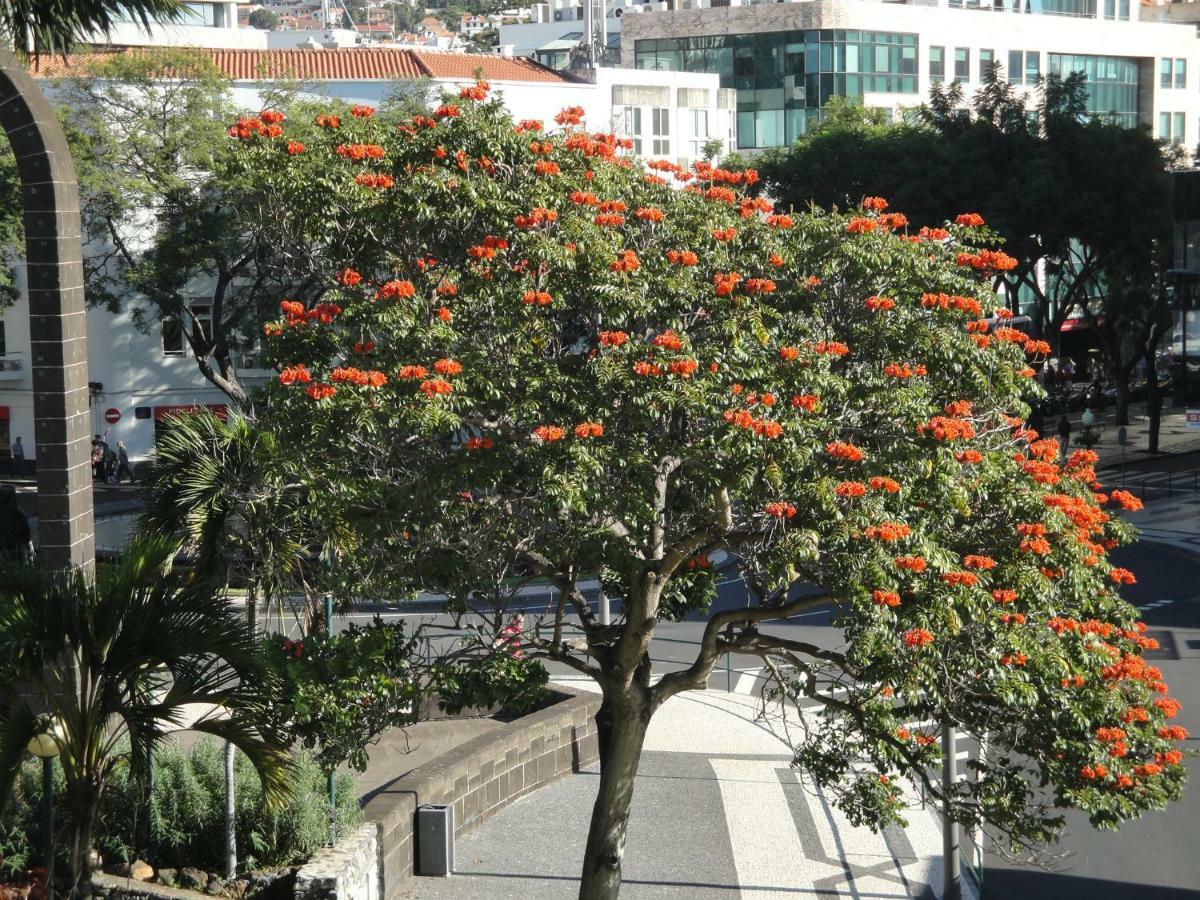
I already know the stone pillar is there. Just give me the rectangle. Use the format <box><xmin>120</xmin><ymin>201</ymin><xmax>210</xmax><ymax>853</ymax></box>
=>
<box><xmin>0</xmin><ymin>49</ymin><xmax>94</xmax><ymax>571</ymax></box>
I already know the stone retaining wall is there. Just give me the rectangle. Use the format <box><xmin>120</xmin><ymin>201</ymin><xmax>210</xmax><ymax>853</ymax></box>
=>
<box><xmin>295</xmin><ymin>825</ymin><xmax>378</xmax><ymax>900</ymax></box>
<box><xmin>363</xmin><ymin>687</ymin><xmax>601</xmax><ymax>900</ymax></box>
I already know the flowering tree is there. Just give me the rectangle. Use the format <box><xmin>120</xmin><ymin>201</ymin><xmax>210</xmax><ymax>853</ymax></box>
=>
<box><xmin>226</xmin><ymin>90</ymin><xmax>1186</xmax><ymax>899</ymax></box>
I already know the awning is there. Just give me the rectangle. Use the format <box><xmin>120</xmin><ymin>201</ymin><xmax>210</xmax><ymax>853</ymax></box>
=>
<box><xmin>1060</xmin><ymin>316</ymin><xmax>1103</xmax><ymax>332</ymax></box>
<box><xmin>536</xmin><ymin>38</ymin><xmax>581</xmax><ymax>52</ymax></box>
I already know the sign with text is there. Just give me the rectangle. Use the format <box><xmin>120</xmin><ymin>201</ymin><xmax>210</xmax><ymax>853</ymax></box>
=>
<box><xmin>1188</xmin><ymin>410</ymin><xmax>1200</xmax><ymax>430</ymax></box>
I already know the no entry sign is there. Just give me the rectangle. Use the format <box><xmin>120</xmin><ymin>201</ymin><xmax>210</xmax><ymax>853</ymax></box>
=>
<box><xmin>104</xmin><ymin>408</ymin><xmax>121</xmax><ymax>425</ymax></box>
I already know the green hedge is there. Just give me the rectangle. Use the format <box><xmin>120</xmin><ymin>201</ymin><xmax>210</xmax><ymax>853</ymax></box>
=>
<box><xmin>1</xmin><ymin>741</ymin><xmax>360</xmax><ymax>876</ymax></box>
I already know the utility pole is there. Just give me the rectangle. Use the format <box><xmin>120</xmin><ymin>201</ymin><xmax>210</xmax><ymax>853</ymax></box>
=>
<box><xmin>942</xmin><ymin>721</ymin><xmax>961</xmax><ymax>900</ymax></box>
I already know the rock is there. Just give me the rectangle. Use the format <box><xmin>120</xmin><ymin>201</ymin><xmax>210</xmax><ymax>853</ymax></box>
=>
<box><xmin>224</xmin><ymin>878</ymin><xmax>250</xmax><ymax>900</ymax></box>
<box><xmin>156</xmin><ymin>869</ymin><xmax>177</xmax><ymax>888</ymax></box>
<box><xmin>129</xmin><ymin>861</ymin><xmax>154</xmax><ymax>882</ymax></box>
<box><xmin>179</xmin><ymin>868</ymin><xmax>209</xmax><ymax>891</ymax></box>
<box><xmin>88</xmin><ymin>850</ymin><xmax>103</xmax><ymax>871</ymax></box>
<box><xmin>204</xmin><ymin>876</ymin><xmax>226</xmax><ymax>896</ymax></box>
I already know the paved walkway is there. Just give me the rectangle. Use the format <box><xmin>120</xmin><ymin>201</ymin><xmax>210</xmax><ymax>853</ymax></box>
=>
<box><xmin>414</xmin><ymin>688</ymin><xmax>974</xmax><ymax>900</ymax></box>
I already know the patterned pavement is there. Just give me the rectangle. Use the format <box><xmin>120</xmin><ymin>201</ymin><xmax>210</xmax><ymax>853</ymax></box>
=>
<box><xmin>416</xmin><ymin>689</ymin><xmax>977</xmax><ymax>900</ymax></box>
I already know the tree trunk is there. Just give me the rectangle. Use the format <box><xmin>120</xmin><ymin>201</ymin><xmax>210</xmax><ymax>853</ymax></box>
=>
<box><xmin>66</xmin><ymin>780</ymin><xmax>99</xmax><ymax>900</ymax></box>
<box><xmin>1114</xmin><ymin>376</ymin><xmax>1131</xmax><ymax>427</ymax></box>
<box><xmin>225</xmin><ymin>741</ymin><xmax>237</xmax><ymax>879</ymax></box>
<box><xmin>578</xmin><ymin>688</ymin><xmax>651</xmax><ymax>900</ymax></box>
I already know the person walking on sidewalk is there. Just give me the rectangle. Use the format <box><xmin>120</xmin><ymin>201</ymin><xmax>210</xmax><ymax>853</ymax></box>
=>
<box><xmin>1057</xmin><ymin>414</ymin><xmax>1072</xmax><ymax>462</ymax></box>
<box><xmin>9</xmin><ymin>436</ymin><xmax>23</xmax><ymax>477</ymax></box>
<box><xmin>0</xmin><ymin>485</ymin><xmax>30</xmax><ymax>561</ymax></box>
<box><xmin>115</xmin><ymin>441</ymin><xmax>134</xmax><ymax>484</ymax></box>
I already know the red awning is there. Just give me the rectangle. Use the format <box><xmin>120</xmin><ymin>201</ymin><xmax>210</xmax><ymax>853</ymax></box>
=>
<box><xmin>153</xmin><ymin>404</ymin><xmax>227</xmax><ymax>422</ymax></box>
<box><xmin>0</xmin><ymin>406</ymin><xmax>8</xmax><ymax>421</ymax></box>
<box><xmin>1060</xmin><ymin>316</ymin><xmax>1104</xmax><ymax>332</ymax></box>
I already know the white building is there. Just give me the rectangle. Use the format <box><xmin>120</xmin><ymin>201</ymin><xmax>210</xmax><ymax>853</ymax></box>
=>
<box><xmin>1</xmin><ymin>49</ymin><xmax>730</xmax><ymax>465</ymax></box>
<box><xmin>503</xmin><ymin>0</ymin><xmax>1200</xmax><ymax>152</ymax></box>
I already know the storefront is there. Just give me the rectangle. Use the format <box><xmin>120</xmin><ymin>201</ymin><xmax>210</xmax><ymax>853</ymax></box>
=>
<box><xmin>151</xmin><ymin>404</ymin><xmax>227</xmax><ymax>445</ymax></box>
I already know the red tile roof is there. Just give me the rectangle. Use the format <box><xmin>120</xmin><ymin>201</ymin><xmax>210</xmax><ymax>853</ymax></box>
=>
<box><xmin>30</xmin><ymin>46</ymin><xmax>571</xmax><ymax>83</ymax></box>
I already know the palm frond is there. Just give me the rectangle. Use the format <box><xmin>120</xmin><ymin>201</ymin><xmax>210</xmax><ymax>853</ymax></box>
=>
<box><xmin>3</xmin><ymin>0</ymin><xmax>186</xmax><ymax>57</ymax></box>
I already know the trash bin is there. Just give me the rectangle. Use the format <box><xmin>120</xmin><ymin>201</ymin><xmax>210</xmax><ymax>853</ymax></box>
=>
<box><xmin>416</xmin><ymin>804</ymin><xmax>454</xmax><ymax>876</ymax></box>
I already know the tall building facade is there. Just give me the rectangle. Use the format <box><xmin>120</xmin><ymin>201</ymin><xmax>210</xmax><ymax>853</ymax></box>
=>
<box><xmin>618</xmin><ymin>0</ymin><xmax>1200</xmax><ymax>150</ymax></box>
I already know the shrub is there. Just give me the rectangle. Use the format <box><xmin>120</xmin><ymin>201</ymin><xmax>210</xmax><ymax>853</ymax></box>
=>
<box><xmin>1</xmin><ymin>742</ymin><xmax>359</xmax><ymax>876</ymax></box>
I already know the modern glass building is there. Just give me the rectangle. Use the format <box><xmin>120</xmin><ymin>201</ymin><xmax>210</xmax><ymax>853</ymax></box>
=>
<box><xmin>635</xmin><ymin>30</ymin><xmax>919</xmax><ymax>148</ymax></box>
<box><xmin>1045</xmin><ymin>53</ymin><xmax>1139</xmax><ymax>127</ymax></box>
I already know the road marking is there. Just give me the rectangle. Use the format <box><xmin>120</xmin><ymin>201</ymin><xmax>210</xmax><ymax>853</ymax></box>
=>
<box><xmin>710</xmin><ymin>758</ymin><xmax>842</xmax><ymax>897</ymax></box>
<box><xmin>734</xmin><ymin>668</ymin><xmax>762</xmax><ymax>694</ymax></box>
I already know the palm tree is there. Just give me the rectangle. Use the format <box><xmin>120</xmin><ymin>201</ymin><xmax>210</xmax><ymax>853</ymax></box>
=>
<box><xmin>140</xmin><ymin>410</ymin><xmax>322</xmax><ymax>878</ymax></box>
<box><xmin>0</xmin><ymin>537</ymin><xmax>290</xmax><ymax>899</ymax></box>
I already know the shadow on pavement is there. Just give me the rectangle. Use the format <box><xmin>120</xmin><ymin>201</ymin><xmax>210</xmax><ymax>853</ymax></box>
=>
<box><xmin>982</xmin><ymin>871</ymin><xmax>1200</xmax><ymax>899</ymax></box>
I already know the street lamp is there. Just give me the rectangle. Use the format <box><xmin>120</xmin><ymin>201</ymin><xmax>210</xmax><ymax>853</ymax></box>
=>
<box><xmin>27</xmin><ymin>726</ymin><xmax>59</xmax><ymax>890</ymax></box>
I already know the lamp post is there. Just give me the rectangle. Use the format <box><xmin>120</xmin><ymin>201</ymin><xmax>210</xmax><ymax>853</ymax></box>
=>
<box><xmin>27</xmin><ymin>729</ymin><xmax>59</xmax><ymax>892</ymax></box>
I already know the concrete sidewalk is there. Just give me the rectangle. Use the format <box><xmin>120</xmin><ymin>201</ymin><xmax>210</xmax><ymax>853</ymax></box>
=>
<box><xmin>413</xmin><ymin>688</ymin><xmax>973</xmax><ymax>900</ymax></box>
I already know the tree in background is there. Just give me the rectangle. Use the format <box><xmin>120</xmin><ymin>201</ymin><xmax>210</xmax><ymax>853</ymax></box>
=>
<box><xmin>247</xmin><ymin>8</ymin><xmax>280</xmax><ymax>30</ymax></box>
<box><xmin>756</xmin><ymin>68</ymin><xmax>1174</xmax><ymax>360</ymax></box>
<box><xmin>226</xmin><ymin>92</ymin><xmax>1185</xmax><ymax>898</ymax></box>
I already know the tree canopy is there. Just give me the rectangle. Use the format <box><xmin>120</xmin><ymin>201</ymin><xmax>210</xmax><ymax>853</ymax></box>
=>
<box><xmin>223</xmin><ymin>88</ymin><xmax>1185</xmax><ymax>898</ymax></box>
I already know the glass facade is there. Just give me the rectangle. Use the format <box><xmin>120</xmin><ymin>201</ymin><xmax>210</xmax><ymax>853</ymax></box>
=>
<box><xmin>1046</xmin><ymin>54</ymin><xmax>1139</xmax><ymax>128</ymax></box>
<box><xmin>634</xmin><ymin>30</ymin><xmax>918</xmax><ymax>149</ymax></box>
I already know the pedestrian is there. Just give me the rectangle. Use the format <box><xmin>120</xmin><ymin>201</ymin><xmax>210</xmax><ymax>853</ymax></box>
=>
<box><xmin>0</xmin><ymin>485</ymin><xmax>30</xmax><ymax>561</ymax></box>
<box><xmin>9</xmin><ymin>436</ymin><xmax>23</xmax><ymax>477</ymax></box>
<box><xmin>115</xmin><ymin>441</ymin><xmax>134</xmax><ymax>484</ymax></box>
<box><xmin>91</xmin><ymin>435</ymin><xmax>104</xmax><ymax>481</ymax></box>
<box><xmin>1062</xmin><ymin>357</ymin><xmax>1076</xmax><ymax>383</ymax></box>
<box><xmin>1056</xmin><ymin>414</ymin><xmax>1072</xmax><ymax>462</ymax></box>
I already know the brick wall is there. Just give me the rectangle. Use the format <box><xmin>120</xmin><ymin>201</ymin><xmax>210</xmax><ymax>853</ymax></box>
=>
<box><xmin>363</xmin><ymin>687</ymin><xmax>601</xmax><ymax>900</ymax></box>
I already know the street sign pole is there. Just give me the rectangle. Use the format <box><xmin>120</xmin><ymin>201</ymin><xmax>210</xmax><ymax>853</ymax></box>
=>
<box><xmin>942</xmin><ymin>722</ymin><xmax>961</xmax><ymax>900</ymax></box>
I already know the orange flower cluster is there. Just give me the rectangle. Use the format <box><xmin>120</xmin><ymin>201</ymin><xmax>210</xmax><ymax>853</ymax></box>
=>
<box><xmin>870</xmin><ymin>476</ymin><xmax>901</xmax><ymax>493</ymax></box>
<box><xmin>611</xmin><ymin>250</ymin><xmax>640</xmax><ymax>273</ymax></box>
<box><xmin>895</xmin><ymin>556</ymin><xmax>927</xmax><ymax>572</ymax></box>
<box><xmin>814</xmin><ymin>341</ymin><xmax>849</xmax><ymax>356</ymax></box>
<box><xmin>1109</xmin><ymin>489</ymin><xmax>1143</xmax><ymax>511</ymax></box>
<box><xmin>792</xmin><ymin>394</ymin><xmax>820</xmax><ymax>412</ymax></box>
<box><xmin>999</xmin><ymin>612</ymin><xmax>1026</xmax><ymax>625</ymax></box>
<box><xmin>433</xmin><ymin>358</ymin><xmax>462</xmax><ymax>376</ymax></box>
<box><xmin>279</xmin><ymin>364</ymin><xmax>312</xmax><ymax>385</ymax></box>
<box><xmin>1079</xmin><ymin>763</ymin><xmax>1109</xmax><ymax>781</ymax></box>
<box><xmin>467</xmin><ymin>236</ymin><xmax>509</xmax><ymax>260</ymax></box>
<box><xmin>918</xmin><ymin>226</ymin><xmax>950</xmax><ymax>241</ymax></box>
<box><xmin>865</xmin><ymin>295</ymin><xmax>895</xmax><ymax>311</ymax></box>
<box><xmin>743</xmin><ymin>278</ymin><xmax>776</xmax><ymax>294</ymax></box>
<box><xmin>534</xmin><ymin>160</ymin><xmax>561</xmax><ymax>176</ymax></box>
<box><xmin>465</xmin><ymin>436</ymin><xmax>495</xmax><ymax>451</ymax></box>
<box><xmin>992</xmin><ymin>589</ymin><xmax>1017</xmax><ymax>604</ymax></box>
<box><xmin>459</xmin><ymin>81</ymin><xmax>490</xmax><ymax>101</ymax></box>
<box><xmin>354</xmin><ymin>173</ymin><xmax>393</xmax><ymax>189</ymax></box>
<box><xmin>963</xmin><ymin>555</ymin><xmax>996</xmax><ymax>570</ymax></box>
<box><xmin>397</xmin><ymin>365</ymin><xmax>428</xmax><ymax>379</ymax></box>
<box><xmin>723</xmin><ymin>409</ymin><xmax>783</xmax><ymax>439</ymax></box>
<box><xmin>594</xmin><ymin>213</ymin><xmax>625</xmax><ymax>228</ymax></box>
<box><xmin>918</xmin><ymin>416</ymin><xmax>976</xmax><ymax>441</ymax></box>
<box><xmin>636</xmin><ymin>207</ymin><xmax>665</xmax><ymax>223</ymax></box>
<box><xmin>331</xmin><ymin>367</ymin><xmax>387</xmax><ymax>388</ymax></box>
<box><xmin>668</xmin><ymin>358</ymin><xmax>699</xmax><ymax>377</ymax></box>
<box><xmin>419</xmin><ymin>378</ymin><xmax>453</xmax><ymax>396</ymax></box>
<box><xmin>835</xmin><ymin>481</ymin><xmax>867</xmax><ymax>498</ymax></box>
<box><xmin>779</xmin><ymin>346</ymin><xmax>799</xmax><ymax>361</ymax></box>
<box><xmin>353</xmin><ymin>340</ymin><xmax>375</xmax><ymax>354</ymax></box>
<box><xmin>652</xmin><ymin>330</ymin><xmax>684</xmax><ymax>351</ymax></box>
<box><xmin>306</xmin><ymin>384</ymin><xmax>336</xmax><ymax>400</ymax></box>
<box><xmin>376</xmin><ymin>280</ymin><xmax>416</xmax><ymax>301</ymax></box>
<box><xmin>340</xmin><ymin>268</ymin><xmax>363</xmax><ymax>287</ymax></box>
<box><xmin>315</xmin><ymin>114</ymin><xmax>340</xmax><ymax>128</ymax></box>
<box><xmin>903</xmin><ymin>628</ymin><xmax>934</xmax><ymax>647</ymax></box>
<box><xmin>765</xmin><ymin>214</ymin><xmax>795</xmax><ymax>229</ymax></box>
<box><xmin>921</xmin><ymin>293</ymin><xmax>983</xmax><ymax>316</ymax></box>
<box><xmin>686</xmin><ymin>555</ymin><xmax>713</xmax><ymax>571</ymax></box>
<box><xmin>1109</xmin><ymin>567</ymin><xmax>1137</xmax><ymax>585</ymax></box>
<box><xmin>515</xmin><ymin>119</ymin><xmax>543</xmax><ymax>132</ymax></box>
<box><xmin>523</xmin><ymin>290</ymin><xmax>553</xmax><ymax>306</ymax></box>
<box><xmin>574</xmin><ymin>421</ymin><xmax>605</xmax><ymax>438</ymax></box>
<box><xmin>712</xmin><ymin>227</ymin><xmax>737</xmax><ymax>241</ymax></box>
<box><xmin>766</xmin><ymin>501</ymin><xmax>797</xmax><ymax>518</ymax></box>
<box><xmin>667</xmin><ymin>249</ymin><xmax>699</xmax><ymax>266</ymax></box>
<box><xmin>944</xmin><ymin>400</ymin><xmax>973</xmax><ymax>417</ymax></box>
<box><xmin>228</xmin><ymin>115</ymin><xmax>283</xmax><ymax>140</ymax></box>
<box><xmin>865</xmin><ymin>522</ymin><xmax>911</xmax><ymax>541</ymax></box>
<box><xmin>350</xmin><ymin>104</ymin><xmax>374</xmax><ymax>118</ymax></box>
<box><xmin>704</xmin><ymin>186</ymin><xmax>737</xmax><ymax>204</ymax></box>
<box><xmin>1158</xmin><ymin>725</ymin><xmax>1188</xmax><ymax>740</ymax></box>
<box><xmin>434</xmin><ymin>103</ymin><xmax>460</xmax><ymax>118</ymax></box>
<box><xmin>955</xmin><ymin>212</ymin><xmax>985</xmax><ymax>226</ymax></box>
<box><xmin>956</xmin><ymin>449</ymin><xmax>983</xmax><ymax>464</ymax></box>
<box><xmin>846</xmin><ymin>217</ymin><xmax>876</xmax><ymax>234</ymax></box>
<box><xmin>955</xmin><ymin>249</ymin><xmax>1018</xmax><ymax>272</ymax></box>
<box><xmin>872</xmin><ymin>590</ymin><xmax>901</xmax><ymax>607</ymax></box>
<box><xmin>1155</xmin><ymin>697</ymin><xmax>1182</xmax><ymax>718</ymax></box>
<box><xmin>633</xmin><ymin>361</ymin><xmax>662</xmax><ymax>377</ymax></box>
<box><xmin>713</xmin><ymin>272</ymin><xmax>742</xmax><ymax>296</ymax></box>
<box><xmin>862</xmin><ymin>196</ymin><xmax>888</xmax><ymax>211</ymax></box>
<box><xmin>878</xmin><ymin>212</ymin><xmax>908</xmax><ymax>230</ymax></box>
<box><xmin>514</xmin><ymin>207</ymin><xmax>558</xmax><ymax>229</ymax></box>
<box><xmin>1000</xmin><ymin>653</ymin><xmax>1028</xmax><ymax>667</ymax></box>
<box><xmin>336</xmin><ymin>143</ymin><xmax>385</xmax><ymax>161</ymax></box>
<box><xmin>533</xmin><ymin>425</ymin><xmax>566</xmax><ymax>442</ymax></box>
<box><xmin>554</xmin><ymin>105</ymin><xmax>585</xmax><ymax>126</ymax></box>
<box><xmin>286</xmin><ymin>141</ymin><xmax>305</xmax><ymax>155</ymax></box>
<box><xmin>599</xmin><ymin>330</ymin><xmax>628</xmax><ymax>347</ymax></box>
<box><xmin>280</xmin><ymin>300</ymin><xmax>342</xmax><ymax>326</ymax></box>
<box><xmin>826</xmin><ymin>441</ymin><xmax>865</xmax><ymax>461</ymax></box>
<box><xmin>884</xmin><ymin>362</ymin><xmax>925</xmax><ymax>378</ymax></box>
<box><xmin>942</xmin><ymin>571</ymin><xmax>979</xmax><ymax>587</ymax></box>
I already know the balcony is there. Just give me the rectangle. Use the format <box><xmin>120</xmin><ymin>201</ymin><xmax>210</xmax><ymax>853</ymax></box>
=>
<box><xmin>0</xmin><ymin>353</ymin><xmax>24</xmax><ymax>381</ymax></box>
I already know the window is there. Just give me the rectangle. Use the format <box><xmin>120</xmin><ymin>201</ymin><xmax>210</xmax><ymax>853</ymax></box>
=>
<box><xmin>1160</xmin><ymin>112</ymin><xmax>1186</xmax><ymax>145</ymax></box>
<box><xmin>1103</xmin><ymin>0</ymin><xmax>1115</xmax><ymax>18</ymax></box>
<box><xmin>0</xmin><ymin>321</ymin><xmax>6</xmax><ymax>358</ymax></box>
<box><xmin>980</xmin><ymin>48</ymin><xmax>994</xmax><ymax>79</ymax></box>
<box><xmin>929</xmin><ymin>46</ymin><xmax>944</xmax><ymax>83</ymax></box>
<box><xmin>651</xmin><ymin>107</ymin><xmax>670</xmax><ymax>156</ymax></box>
<box><xmin>954</xmin><ymin>48</ymin><xmax>969</xmax><ymax>84</ymax></box>
<box><xmin>1118</xmin><ymin>0</ymin><xmax>1129</xmax><ymax>19</ymax></box>
<box><xmin>162</xmin><ymin>318</ymin><xmax>184</xmax><ymax>356</ymax></box>
<box><xmin>1162</xmin><ymin>59</ymin><xmax>1174</xmax><ymax>90</ymax></box>
<box><xmin>1008</xmin><ymin>50</ymin><xmax>1040</xmax><ymax>85</ymax></box>
<box><xmin>687</xmin><ymin>109</ymin><xmax>710</xmax><ymax>159</ymax></box>
<box><xmin>1177</xmin><ymin>58</ymin><xmax>1187</xmax><ymax>90</ymax></box>
<box><xmin>1175</xmin><ymin>112</ymin><xmax>1186</xmax><ymax>146</ymax></box>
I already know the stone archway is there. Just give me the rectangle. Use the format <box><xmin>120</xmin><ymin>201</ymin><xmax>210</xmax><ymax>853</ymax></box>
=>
<box><xmin>0</xmin><ymin>48</ymin><xmax>94</xmax><ymax>570</ymax></box>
